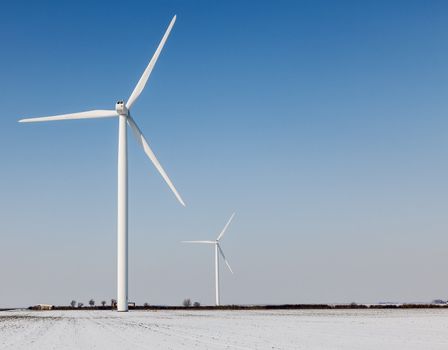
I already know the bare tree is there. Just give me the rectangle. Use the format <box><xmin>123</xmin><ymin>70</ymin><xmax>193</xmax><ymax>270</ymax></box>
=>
<box><xmin>101</xmin><ymin>301</ymin><xmax>106</xmax><ymax>307</ymax></box>
<box><xmin>77</xmin><ymin>302</ymin><xmax>84</xmax><ymax>308</ymax></box>
<box><xmin>143</xmin><ymin>302</ymin><xmax>150</xmax><ymax>308</ymax></box>
<box><xmin>183</xmin><ymin>298</ymin><xmax>191</xmax><ymax>307</ymax></box>
<box><xmin>89</xmin><ymin>299</ymin><xmax>95</xmax><ymax>307</ymax></box>
<box><xmin>70</xmin><ymin>300</ymin><xmax>76</xmax><ymax>308</ymax></box>
<box><xmin>193</xmin><ymin>301</ymin><xmax>201</xmax><ymax>307</ymax></box>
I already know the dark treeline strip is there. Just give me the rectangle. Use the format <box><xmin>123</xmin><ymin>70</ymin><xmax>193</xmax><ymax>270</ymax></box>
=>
<box><xmin>27</xmin><ymin>304</ymin><xmax>448</xmax><ymax>311</ymax></box>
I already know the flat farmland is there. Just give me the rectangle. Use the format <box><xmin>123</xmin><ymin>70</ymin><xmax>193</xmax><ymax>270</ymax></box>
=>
<box><xmin>1</xmin><ymin>309</ymin><xmax>447</xmax><ymax>349</ymax></box>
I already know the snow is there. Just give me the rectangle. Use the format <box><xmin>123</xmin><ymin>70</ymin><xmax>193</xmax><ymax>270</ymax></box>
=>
<box><xmin>1</xmin><ymin>309</ymin><xmax>447</xmax><ymax>349</ymax></box>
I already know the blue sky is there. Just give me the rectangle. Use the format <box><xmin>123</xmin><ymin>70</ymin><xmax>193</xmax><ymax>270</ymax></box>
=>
<box><xmin>1</xmin><ymin>0</ymin><xmax>448</xmax><ymax>307</ymax></box>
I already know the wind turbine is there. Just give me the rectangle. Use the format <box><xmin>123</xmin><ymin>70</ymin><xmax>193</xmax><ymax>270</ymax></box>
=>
<box><xmin>19</xmin><ymin>16</ymin><xmax>184</xmax><ymax>312</ymax></box>
<box><xmin>182</xmin><ymin>213</ymin><xmax>235</xmax><ymax>306</ymax></box>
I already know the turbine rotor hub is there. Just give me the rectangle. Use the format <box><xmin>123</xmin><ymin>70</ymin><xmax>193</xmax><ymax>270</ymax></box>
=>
<box><xmin>115</xmin><ymin>100</ymin><xmax>129</xmax><ymax>116</ymax></box>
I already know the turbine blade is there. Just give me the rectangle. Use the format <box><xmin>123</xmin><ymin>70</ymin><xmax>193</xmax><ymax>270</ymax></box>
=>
<box><xmin>218</xmin><ymin>244</ymin><xmax>233</xmax><ymax>274</ymax></box>
<box><xmin>127</xmin><ymin>116</ymin><xmax>185</xmax><ymax>206</ymax></box>
<box><xmin>181</xmin><ymin>240</ymin><xmax>215</xmax><ymax>244</ymax></box>
<box><xmin>126</xmin><ymin>15</ymin><xmax>176</xmax><ymax>109</ymax></box>
<box><xmin>19</xmin><ymin>110</ymin><xmax>118</xmax><ymax>123</ymax></box>
<box><xmin>216</xmin><ymin>213</ymin><xmax>235</xmax><ymax>241</ymax></box>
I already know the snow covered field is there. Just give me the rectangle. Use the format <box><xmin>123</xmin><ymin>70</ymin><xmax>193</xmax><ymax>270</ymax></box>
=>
<box><xmin>1</xmin><ymin>308</ymin><xmax>447</xmax><ymax>349</ymax></box>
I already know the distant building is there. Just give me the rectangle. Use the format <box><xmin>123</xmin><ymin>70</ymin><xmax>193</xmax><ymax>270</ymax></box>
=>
<box><xmin>111</xmin><ymin>301</ymin><xmax>135</xmax><ymax>308</ymax></box>
<box><xmin>33</xmin><ymin>304</ymin><xmax>54</xmax><ymax>310</ymax></box>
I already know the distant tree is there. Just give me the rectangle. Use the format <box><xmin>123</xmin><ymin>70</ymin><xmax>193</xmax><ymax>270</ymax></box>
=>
<box><xmin>101</xmin><ymin>301</ymin><xmax>106</xmax><ymax>307</ymax></box>
<box><xmin>77</xmin><ymin>302</ymin><xmax>84</xmax><ymax>308</ymax></box>
<box><xmin>183</xmin><ymin>298</ymin><xmax>191</xmax><ymax>307</ymax></box>
<box><xmin>111</xmin><ymin>299</ymin><xmax>117</xmax><ymax>307</ymax></box>
<box><xmin>193</xmin><ymin>302</ymin><xmax>200</xmax><ymax>308</ymax></box>
<box><xmin>89</xmin><ymin>299</ymin><xmax>95</xmax><ymax>307</ymax></box>
<box><xmin>70</xmin><ymin>300</ymin><xmax>76</xmax><ymax>308</ymax></box>
<box><xmin>143</xmin><ymin>302</ymin><xmax>150</xmax><ymax>308</ymax></box>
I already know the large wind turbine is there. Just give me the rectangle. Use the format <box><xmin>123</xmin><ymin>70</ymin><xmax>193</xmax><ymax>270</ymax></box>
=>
<box><xmin>19</xmin><ymin>16</ymin><xmax>184</xmax><ymax>312</ymax></box>
<box><xmin>182</xmin><ymin>213</ymin><xmax>235</xmax><ymax>306</ymax></box>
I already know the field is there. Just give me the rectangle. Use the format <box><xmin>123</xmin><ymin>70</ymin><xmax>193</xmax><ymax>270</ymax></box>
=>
<box><xmin>1</xmin><ymin>309</ymin><xmax>447</xmax><ymax>349</ymax></box>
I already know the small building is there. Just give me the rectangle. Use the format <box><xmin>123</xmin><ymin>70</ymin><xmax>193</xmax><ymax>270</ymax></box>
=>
<box><xmin>33</xmin><ymin>304</ymin><xmax>54</xmax><ymax>310</ymax></box>
<box><xmin>110</xmin><ymin>301</ymin><xmax>136</xmax><ymax>309</ymax></box>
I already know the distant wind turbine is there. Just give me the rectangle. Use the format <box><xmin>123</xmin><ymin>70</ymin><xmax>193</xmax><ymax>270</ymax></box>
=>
<box><xmin>182</xmin><ymin>213</ymin><xmax>235</xmax><ymax>306</ymax></box>
<box><xmin>19</xmin><ymin>16</ymin><xmax>185</xmax><ymax>312</ymax></box>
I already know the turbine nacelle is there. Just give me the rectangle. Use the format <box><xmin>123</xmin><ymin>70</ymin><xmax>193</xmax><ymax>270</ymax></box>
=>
<box><xmin>115</xmin><ymin>100</ymin><xmax>129</xmax><ymax>116</ymax></box>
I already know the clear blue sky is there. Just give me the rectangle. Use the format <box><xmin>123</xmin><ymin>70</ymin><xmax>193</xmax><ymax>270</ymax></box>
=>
<box><xmin>1</xmin><ymin>0</ymin><xmax>448</xmax><ymax>307</ymax></box>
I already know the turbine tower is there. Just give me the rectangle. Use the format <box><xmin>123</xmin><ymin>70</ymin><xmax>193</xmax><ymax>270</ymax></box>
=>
<box><xmin>19</xmin><ymin>16</ymin><xmax>185</xmax><ymax>312</ymax></box>
<box><xmin>182</xmin><ymin>213</ymin><xmax>235</xmax><ymax>306</ymax></box>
